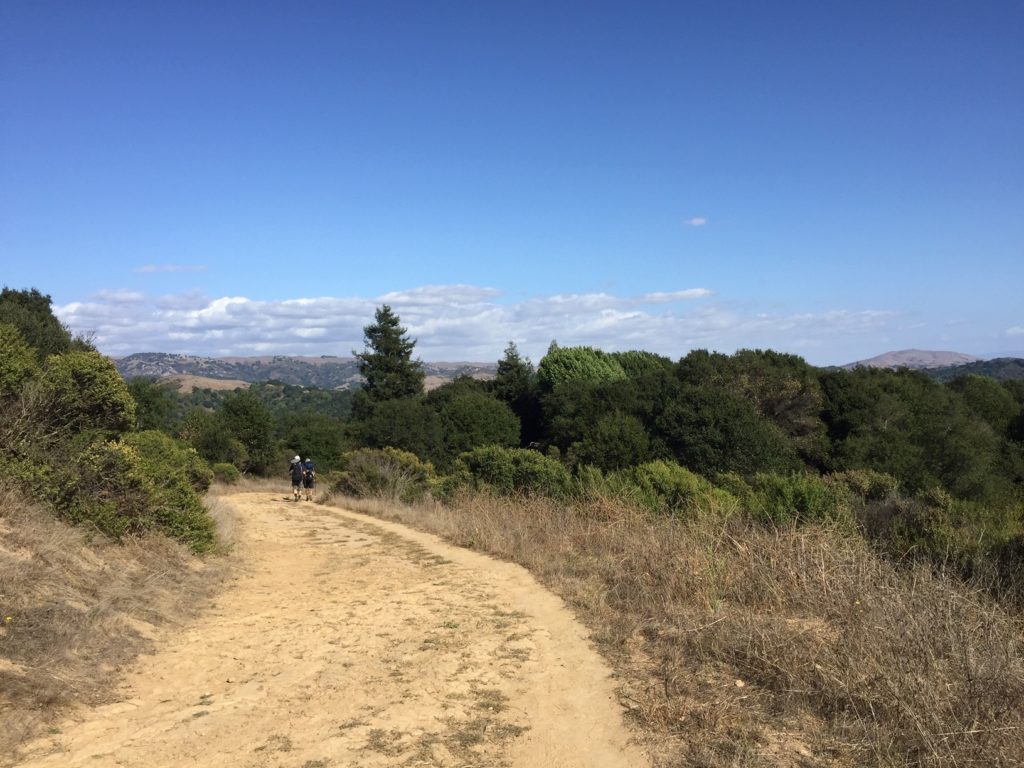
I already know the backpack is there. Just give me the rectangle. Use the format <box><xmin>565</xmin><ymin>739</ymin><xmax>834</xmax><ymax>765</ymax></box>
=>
<box><xmin>289</xmin><ymin>461</ymin><xmax>304</xmax><ymax>481</ymax></box>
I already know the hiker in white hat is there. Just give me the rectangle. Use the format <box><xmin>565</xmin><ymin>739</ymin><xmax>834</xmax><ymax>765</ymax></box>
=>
<box><xmin>288</xmin><ymin>454</ymin><xmax>304</xmax><ymax>501</ymax></box>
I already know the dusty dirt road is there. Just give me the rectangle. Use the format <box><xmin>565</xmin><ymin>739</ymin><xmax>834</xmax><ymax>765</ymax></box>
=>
<box><xmin>16</xmin><ymin>492</ymin><xmax>648</xmax><ymax>768</ymax></box>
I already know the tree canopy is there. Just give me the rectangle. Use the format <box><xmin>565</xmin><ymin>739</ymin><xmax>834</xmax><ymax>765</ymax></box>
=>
<box><xmin>536</xmin><ymin>345</ymin><xmax>627</xmax><ymax>391</ymax></box>
<box><xmin>0</xmin><ymin>287</ymin><xmax>77</xmax><ymax>360</ymax></box>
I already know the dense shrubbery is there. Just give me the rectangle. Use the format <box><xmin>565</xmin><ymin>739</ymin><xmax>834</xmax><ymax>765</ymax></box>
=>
<box><xmin>0</xmin><ymin>288</ymin><xmax>218</xmax><ymax>553</ymax></box>
<box><xmin>40</xmin><ymin>350</ymin><xmax>137</xmax><ymax>436</ymax></box>
<box><xmin>332</xmin><ymin>447</ymin><xmax>434</xmax><ymax>504</ymax></box>
<box><xmin>594</xmin><ymin>460</ymin><xmax>739</xmax><ymax>519</ymax></box>
<box><xmin>124</xmin><ymin>429</ymin><xmax>213</xmax><ymax>492</ymax></box>
<box><xmin>211</xmin><ymin>462</ymin><xmax>241</xmax><ymax>484</ymax></box>
<box><xmin>447</xmin><ymin>446</ymin><xmax>572</xmax><ymax>498</ymax></box>
<box><xmin>741</xmin><ymin>471</ymin><xmax>855</xmax><ymax>526</ymax></box>
<box><xmin>0</xmin><ymin>324</ymin><xmax>39</xmax><ymax>398</ymax></box>
<box><xmin>0</xmin><ymin>287</ymin><xmax>76</xmax><ymax>360</ymax></box>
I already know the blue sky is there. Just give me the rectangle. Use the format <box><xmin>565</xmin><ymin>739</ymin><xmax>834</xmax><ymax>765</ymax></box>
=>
<box><xmin>2</xmin><ymin>1</ymin><xmax>1022</xmax><ymax>365</ymax></box>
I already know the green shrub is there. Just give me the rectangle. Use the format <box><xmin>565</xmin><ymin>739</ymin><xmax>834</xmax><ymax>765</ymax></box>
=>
<box><xmin>334</xmin><ymin>447</ymin><xmax>434</xmax><ymax>504</ymax></box>
<box><xmin>49</xmin><ymin>435</ymin><xmax>216</xmax><ymax>553</ymax></box>
<box><xmin>568</xmin><ymin>412</ymin><xmax>652</xmax><ymax>471</ymax></box>
<box><xmin>122</xmin><ymin>430</ymin><xmax>213</xmax><ymax>492</ymax></box>
<box><xmin>450</xmin><ymin>446</ymin><xmax>571</xmax><ymax>498</ymax></box>
<box><xmin>885</xmin><ymin>490</ymin><xmax>1024</xmax><ymax>576</ymax></box>
<box><xmin>211</xmin><ymin>462</ymin><xmax>241</xmax><ymax>484</ymax></box>
<box><xmin>116</xmin><ymin>432</ymin><xmax>216</xmax><ymax>552</ymax></box>
<box><xmin>0</xmin><ymin>323</ymin><xmax>39</xmax><ymax>398</ymax></box>
<box><xmin>744</xmin><ymin>472</ymin><xmax>855</xmax><ymax>526</ymax></box>
<box><xmin>605</xmin><ymin>460</ymin><xmax>739</xmax><ymax>519</ymax></box>
<box><xmin>830</xmin><ymin>469</ymin><xmax>900</xmax><ymax>501</ymax></box>
<box><xmin>0</xmin><ymin>287</ymin><xmax>74</xmax><ymax>361</ymax></box>
<box><xmin>40</xmin><ymin>351</ymin><xmax>136</xmax><ymax>435</ymax></box>
<box><xmin>55</xmin><ymin>441</ymin><xmax>156</xmax><ymax>539</ymax></box>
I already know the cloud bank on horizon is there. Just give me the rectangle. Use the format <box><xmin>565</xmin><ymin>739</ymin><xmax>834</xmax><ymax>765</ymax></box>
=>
<box><xmin>56</xmin><ymin>284</ymin><xmax>906</xmax><ymax>365</ymax></box>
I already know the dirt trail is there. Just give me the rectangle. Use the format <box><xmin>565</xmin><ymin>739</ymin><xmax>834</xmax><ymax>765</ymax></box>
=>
<box><xmin>16</xmin><ymin>492</ymin><xmax>648</xmax><ymax>768</ymax></box>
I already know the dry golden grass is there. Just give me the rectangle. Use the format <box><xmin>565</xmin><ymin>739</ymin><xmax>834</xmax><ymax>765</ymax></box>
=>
<box><xmin>0</xmin><ymin>486</ymin><xmax>232</xmax><ymax>761</ymax></box>
<box><xmin>334</xmin><ymin>491</ymin><xmax>1024</xmax><ymax>767</ymax></box>
<box><xmin>166</xmin><ymin>374</ymin><xmax>250</xmax><ymax>394</ymax></box>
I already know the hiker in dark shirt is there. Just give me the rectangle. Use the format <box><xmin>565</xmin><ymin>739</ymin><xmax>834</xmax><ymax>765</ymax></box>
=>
<box><xmin>302</xmin><ymin>458</ymin><xmax>316</xmax><ymax>501</ymax></box>
<box><xmin>288</xmin><ymin>455</ymin><xmax>304</xmax><ymax>501</ymax></box>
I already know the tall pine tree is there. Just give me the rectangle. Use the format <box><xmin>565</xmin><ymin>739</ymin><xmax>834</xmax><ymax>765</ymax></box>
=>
<box><xmin>354</xmin><ymin>305</ymin><xmax>424</xmax><ymax>402</ymax></box>
<box><xmin>492</xmin><ymin>341</ymin><xmax>533</xmax><ymax>404</ymax></box>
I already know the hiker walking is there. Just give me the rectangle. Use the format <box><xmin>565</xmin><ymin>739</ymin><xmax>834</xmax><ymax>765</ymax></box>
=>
<box><xmin>288</xmin><ymin>454</ymin><xmax>304</xmax><ymax>501</ymax></box>
<box><xmin>302</xmin><ymin>457</ymin><xmax>316</xmax><ymax>501</ymax></box>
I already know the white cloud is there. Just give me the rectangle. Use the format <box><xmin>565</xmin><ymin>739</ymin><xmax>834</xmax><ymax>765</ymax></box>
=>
<box><xmin>640</xmin><ymin>289</ymin><xmax>713</xmax><ymax>302</ymax></box>
<box><xmin>684</xmin><ymin>216</ymin><xmax>707</xmax><ymax>227</ymax></box>
<box><xmin>378</xmin><ymin>284</ymin><xmax>502</xmax><ymax>306</ymax></box>
<box><xmin>54</xmin><ymin>284</ymin><xmax>899</xmax><ymax>365</ymax></box>
<box><xmin>1007</xmin><ymin>326</ymin><xmax>1024</xmax><ymax>337</ymax></box>
<box><xmin>134</xmin><ymin>264</ymin><xmax>208</xmax><ymax>274</ymax></box>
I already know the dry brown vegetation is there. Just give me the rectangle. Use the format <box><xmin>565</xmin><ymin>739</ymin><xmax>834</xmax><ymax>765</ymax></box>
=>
<box><xmin>335</xmin><ymin>491</ymin><xmax>1024</xmax><ymax>767</ymax></box>
<box><xmin>167</xmin><ymin>374</ymin><xmax>251</xmax><ymax>394</ymax></box>
<box><xmin>0</xmin><ymin>486</ymin><xmax>233</xmax><ymax>761</ymax></box>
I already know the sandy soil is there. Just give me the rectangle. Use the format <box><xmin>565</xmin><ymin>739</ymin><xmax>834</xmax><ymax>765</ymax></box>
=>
<box><xmin>15</xmin><ymin>492</ymin><xmax>648</xmax><ymax>768</ymax></box>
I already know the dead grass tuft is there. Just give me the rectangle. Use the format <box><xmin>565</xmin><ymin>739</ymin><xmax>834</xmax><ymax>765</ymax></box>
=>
<box><xmin>0</xmin><ymin>484</ymin><xmax>232</xmax><ymax>763</ymax></box>
<box><xmin>331</xmin><ymin>491</ymin><xmax>1024</xmax><ymax>767</ymax></box>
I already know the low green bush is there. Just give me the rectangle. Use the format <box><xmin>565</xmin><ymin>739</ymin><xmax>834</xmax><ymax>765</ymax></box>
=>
<box><xmin>211</xmin><ymin>462</ymin><xmax>241</xmax><ymax>484</ymax></box>
<box><xmin>122</xmin><ymin>430</ymin><xmax>212</xmax><ymax>492</ymax></box>
<box><xmin>40</xmin><ymin>350</ymin><xmax>136</xmax><ymax>435</ymax></box>
<box><xmin>49</xmin><ymin>435</ymin><xmax>216</xmax><ymax>553</ymax></box>
<box><xmin>830</xmin><ymin>469</ymin><xmax>900</xmax><ymax>501</ymax></box>
<box><xmin>334</xmin><ymin>447</ymin><xmax>434</xmax><ymax>504</ymax></box>
<box><xmin>605</xmin><ymin>460</ymin><xmax>740</xmax><ymax>519</ymax></box>
<box><xmin>743</xmin><ymin>471</ymin><xmax>855</xmax><ymax>526</ymax></box>
<box><xmin>55</xmin><ymin>440</ymin><xmax>155</xmax><ymax>539</ymax></box>
<box><xmin>449</xmin><ymin>446</ymin><xmax>571</xmax><ymax>498</ymax></box>
<box><xmin>0</xmin><ymin>324</ymin><xmax>38</xmax><ymax>398</ymax></box>
<box><xmin>120</xmin><ymin>431</ymin><xmax>216</xmax><ymax>552</ymax></box>
<box><xmin>885</xmin><ymin>490</ymin><xmax>1024</xmax><ymax>576</ymax></box>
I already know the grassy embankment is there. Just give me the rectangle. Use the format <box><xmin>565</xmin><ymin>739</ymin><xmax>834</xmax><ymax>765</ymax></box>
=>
<box><xmin>329</xmin><ymin>488</ymin><xmax>1024</xmax><ymax>767</ymax></box>
<box><xmin>0</xmin><ymin>486</ymin><xmax>235</xmax><ymax>762</ymax></box>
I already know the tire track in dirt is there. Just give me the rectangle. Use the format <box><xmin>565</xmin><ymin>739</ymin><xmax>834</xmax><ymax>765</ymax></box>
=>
<box><xmin>15</xmin><ymin>492</ymin><xmax>647</xmax><ymax>768</ymax></box>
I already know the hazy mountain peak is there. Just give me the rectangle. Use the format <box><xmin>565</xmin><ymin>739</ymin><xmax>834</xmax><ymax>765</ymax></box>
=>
<box><xmin>843</xmin><ymin>349</ymin><xmax>980</xmax><ymax>370</ymax></box>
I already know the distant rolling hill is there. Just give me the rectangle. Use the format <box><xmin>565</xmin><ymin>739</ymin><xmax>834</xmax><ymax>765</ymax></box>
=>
<box><xmin>925</xmin><ymin>357</ymin><xmax>1024</xmax><ymax>383</ymax></box>
<box><xmin>840</xmin><ymin>349</ymin><xmax>1024</xmax><ymax>382</ymax></box>
<box><xmin>843</xmin><ymin>349</ymin><xmax>980</xmax><ymax>370</ymax></box>
<box><xmin>114</xmin><ymin>353</ymin><xmax>497</xmax><ymax>390</ymax></box>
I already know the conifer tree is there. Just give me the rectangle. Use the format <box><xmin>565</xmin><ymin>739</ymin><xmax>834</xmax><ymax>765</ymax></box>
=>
<box><xmin>354</xmin><ymin>305</ymin><xmax>424</xmax><ymax>401</ymax></box>
<box><xmin>493</xmin><ymin>341</ymin><xmax>533</xmax><ymax>404</ymax></box>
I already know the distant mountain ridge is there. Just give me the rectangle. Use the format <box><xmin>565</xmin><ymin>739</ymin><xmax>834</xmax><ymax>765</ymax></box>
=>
<box><xmin>926</xmin><ymin>357</ymin><xmax>1024</xmax><ymax>383</ymax></box>
<box><xmin>840</xmin><ymin>349</ymin><xmax>1024</xmax><ymax>382</ymax></box>
<box><xmin>114</xmin><ymin>353</ymin><xmax>497</xmax><ymax>390</ymax></box>
<box><xmin>842</xmin><ymin>349</ymin><xmax>980</xmax><ymax>370</ymax></box>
